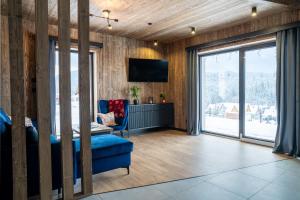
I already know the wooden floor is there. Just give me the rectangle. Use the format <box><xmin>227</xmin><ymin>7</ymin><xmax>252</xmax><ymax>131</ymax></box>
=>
<box><xmin>75</xmin><ymin>130</ymin><xmax>288</xmax><ymax>194</ymax></box>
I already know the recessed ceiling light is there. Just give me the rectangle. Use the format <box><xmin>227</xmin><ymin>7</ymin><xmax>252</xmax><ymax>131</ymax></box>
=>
<box><xmin>148</xmin><ymin>22</ymin><xmax>152</xmax><ymax>26</ymax></box>
<box><xmin>154</xmin><ymin>40</ymin><xmax>158</xmax><ymax>46</ymax></box>
<box><xmin>252</xmin><ymin>7</ymin><xmax>257</xmax><ymax>17</ymax></box>
<box><xmin>108</xmin><ymin>24</ymin><xmax>112</xmax><ymax>30</ymax></box>
<box><xmin>190</xmin><ymin>27</ymin><xmax>196</xmax><ymax>35</ymax></box>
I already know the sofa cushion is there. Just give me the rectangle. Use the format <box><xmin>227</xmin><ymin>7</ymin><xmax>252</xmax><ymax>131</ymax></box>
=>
<box><xmin>0</xmin><ymin>108</ymin><xmax>11</xmax><ymax>141</ymax></box>
<box><xmin>0</xmin><ymin>108</ymin><xmax>38</xmax><ymax>145</ymax></box>
<box><xmin>0</xmin><ymin>108</ymin><xmax>12</xmax><ymax>125</ymax></box>
<box><xmin>0</xmin><ymin>117</ymin><xmax>7</xmax><ymax>135</ymax></box>
<box><xmin>74</xmin><ymin>134</ymin><xmax>133</xmax><ymax>160</ymax></box>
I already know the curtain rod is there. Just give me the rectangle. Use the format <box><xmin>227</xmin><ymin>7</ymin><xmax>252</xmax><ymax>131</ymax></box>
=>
<box><xmin>49</xmin><ymin>35</ymin><xmax>103</xmax><ymax>49</ymax></box>
<box><xmin>186</xmin><ymin>21</ymin><xmax>300</xmax><ymax>51</ymax></box>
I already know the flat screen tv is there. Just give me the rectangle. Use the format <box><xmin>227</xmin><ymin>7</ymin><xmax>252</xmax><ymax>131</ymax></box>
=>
<box><xmin>128</xmin><ymin>58</ymin><xmax>168</xmax><ymax>82</ymax></box>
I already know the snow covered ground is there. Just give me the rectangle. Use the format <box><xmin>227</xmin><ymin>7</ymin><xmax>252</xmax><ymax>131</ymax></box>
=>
<box><xmin>55</xmin><ymin>101</ymin><xmax>80</xmax><ymax>135</ymax></box>
<box><xmin>203</xmin><ymin>116</ymin><xmax>276</xmax><ymax>141</ymax></box>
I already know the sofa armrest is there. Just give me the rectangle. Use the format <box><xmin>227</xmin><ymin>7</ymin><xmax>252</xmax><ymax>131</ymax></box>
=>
<box><xmin>51</xmin><ymin>136</ymin><xmax>77</xmax><ymax>188</ymax></box>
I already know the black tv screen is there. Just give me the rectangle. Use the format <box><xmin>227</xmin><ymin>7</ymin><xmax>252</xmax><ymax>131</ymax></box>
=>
<box><xmin>128</xmin><ymin>58</ymin><xmax>168</xmax><ymax>82</ymax></box>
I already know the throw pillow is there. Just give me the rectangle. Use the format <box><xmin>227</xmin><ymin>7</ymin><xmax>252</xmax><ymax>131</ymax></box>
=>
<box><xmin>108</xmin><ymin>99</ymin><xmax>125</xmax><ymax>118</ymax></box>
<box><xmin>98</xmin><ymin>112</ymin><xmax>116</xmax><ymax>126</ymax></box>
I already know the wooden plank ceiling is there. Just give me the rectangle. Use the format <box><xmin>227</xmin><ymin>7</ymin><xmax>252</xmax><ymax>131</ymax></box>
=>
<box><xmin>3</xmin><ymin>0</ymin><xmax>289</xmax><ymax>42</ymax></box>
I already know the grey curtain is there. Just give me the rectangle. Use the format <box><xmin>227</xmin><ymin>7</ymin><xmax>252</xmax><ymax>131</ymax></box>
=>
<box><xmin>273</xmin><ymin>28</ymin><xmax>300</xmax><ymax>157</ymax></box>
<box><xmin>49</xmin><ymin>39</ymin><xmax>56</xmax><ymax>135</ymax></box>
<box><xmin>187</xmin><ymin>49</ymin><xmax>201</xmax><ymax>135</ymax></box>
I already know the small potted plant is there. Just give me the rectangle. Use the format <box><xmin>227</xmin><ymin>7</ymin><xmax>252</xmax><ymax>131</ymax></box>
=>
<box><xmin>160</xmin><ymin>93</ymin><xmax>166</xmax><ymax>103</ymax></box>
<box><xmin>130</xmin><ymin>86</ymin><xmax>141</xmax><ymax>105</ymax></box>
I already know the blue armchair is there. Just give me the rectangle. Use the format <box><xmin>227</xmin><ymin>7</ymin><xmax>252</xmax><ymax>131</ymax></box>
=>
<box><xmin>97</xmin><ymin>99</ymin><xmax>129</xmax><ymax>137</ymax></box>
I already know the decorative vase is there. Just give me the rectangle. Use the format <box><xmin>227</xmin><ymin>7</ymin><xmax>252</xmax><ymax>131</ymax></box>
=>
<box><xmin>148</xmin><ymin>97</ymin><xmax>153</xmax><ymax>104</ymax></box>
<box><xmin>133</xmin><ymin>99</ymin><xmax>139</xmax><ymax>105</ymax></box>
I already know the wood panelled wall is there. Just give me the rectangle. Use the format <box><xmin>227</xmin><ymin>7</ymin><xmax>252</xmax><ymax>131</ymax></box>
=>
<box><xmin>167</xmin><ymin>9</ymin><xmax>300</xmax><ymax>129</ymax></box>
<box><xmin>0</xmin><ymin>16</ymin><xmax>170</xmax><ymax>118</ymax></box>
<box><xmin>98</xmin><ymin>35</ymin><xmax>169</xmax><ymax>103</ymax></box>
<box><xmin>0</xmin><ymin>16</ymin><xmax>11</xmax><ymax>113</ymax></box>
<box><xmin>1</xmin><ymin>9</ymin><xmax>300</xmax><ymax>130</ymax></box>
<box><xmin>0</xmin><ymin>17</ymin><xmax>36</xmax><ymax>117</ymax></box>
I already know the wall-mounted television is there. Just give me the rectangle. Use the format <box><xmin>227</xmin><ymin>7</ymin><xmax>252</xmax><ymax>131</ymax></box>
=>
<box><xmin>128</xmin><ymin>58</ymin><xmax>168</xmax><ymax>82</ymax></box>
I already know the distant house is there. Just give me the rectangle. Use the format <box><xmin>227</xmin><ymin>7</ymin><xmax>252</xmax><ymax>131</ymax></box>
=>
<box><xmin>224</xmin><ymin>103</ymin><xmax>239</xmax><ymax>119</ymax></box>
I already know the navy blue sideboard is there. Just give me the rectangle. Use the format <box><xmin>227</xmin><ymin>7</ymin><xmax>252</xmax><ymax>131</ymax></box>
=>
<box><xmin>128</xmin><ymin>103</ymin><xmax>174</xmax><ymax>133</ymax></box>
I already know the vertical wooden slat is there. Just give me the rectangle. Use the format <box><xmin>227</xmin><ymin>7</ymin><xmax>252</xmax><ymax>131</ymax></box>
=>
<box><xmin>7</xmin><ymin>0</ymin><xmax>27</xmax><ymax>199</ymax></box>
<box><xmin>58</xmin><ymin>0</ymin><xmax>74</xmax><ymax>199</ymax></box>
<box><xmin>78</xmin><ymin>0</ymin><xmax>93</xmax><ymax>195</ymax></box>
<box><xmin>35</xmin><ymin>0</ymin><xmax>53</xmax><ymax>199</ymax></box>
<box><xmin>0</xmin><ymin>0</ymin><xmax>2</xmax><ymax>108</ymax></box>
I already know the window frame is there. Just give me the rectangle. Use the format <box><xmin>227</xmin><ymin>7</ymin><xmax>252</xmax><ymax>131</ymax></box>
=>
<box><xmin>54</xmin><ymin>48</ymin><xmax>95</xmax><ymax>131</ymax></box>
<box><xmin>198</xmin><ymin>40</ymin><xmax>277</xmax><ymax>143</ymax></box>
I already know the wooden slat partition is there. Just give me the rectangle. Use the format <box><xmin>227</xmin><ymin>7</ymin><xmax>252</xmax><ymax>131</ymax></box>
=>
<box><xmin>78</xmin><ymin>0</ymin><xmax>93</xmax><ymax>195</ymax></box>
<box><xmin>35</xmin><ymin>0</ymin><xmax>53</xmax><ymax>199</ymax></box>
<box><xmin>58</xmin><ymin>0</ymin><xmax>74</xmax><ymax>199</ymax></box>
<box><xmin>7</xmin><ymin>0</ymin><xmax>27</xmax><ymax>199</ymax></box>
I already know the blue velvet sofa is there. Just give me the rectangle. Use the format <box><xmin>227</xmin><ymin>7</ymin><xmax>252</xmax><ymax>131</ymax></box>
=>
<box><xmin>74</xmin><ymin>134</ymin><xmax>133</xmax><ymax>176</ymax></box>
<box><xmin>0</xmin><ymin>108</ymin><xmax>133</xmax><ymax>198</ymax></box>
<box><xmin>97</xmin><ymin>99</ymin><xmax>129</xmax><ymax>137</ymax></box>
<box><xmin>0</xmin><ymin>108</ymin><xmax>74</xmax><ymax>198</ymax></box>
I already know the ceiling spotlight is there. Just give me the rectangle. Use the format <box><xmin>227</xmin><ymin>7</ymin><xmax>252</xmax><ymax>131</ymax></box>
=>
<box><xmin>191</xmin><ymin>27</ymin><xmax>196</xmax><ymax>35</ymax></box>
<box><xmin>103</xmin><ymin>9</ymin><xmax>110</xmax><ymax>18</ymax></box>
<box><xmin>108</xmin><ymin>24</ymin><xmax>112</xmax><ymax>30</ymax></box>
<box><xmin>148</xmin><ymin>22</ymin><xmax>152</xmax><ymax>26</ymax></box>
<box><xmin>154</xmin><ymin>40</ymin><xmax>158</xmax><ymax>46</ymax></box>
<box><xmin>251</xmin><ymin>7</ymin><xmax>257</xmax><ymax>17</ymax></box>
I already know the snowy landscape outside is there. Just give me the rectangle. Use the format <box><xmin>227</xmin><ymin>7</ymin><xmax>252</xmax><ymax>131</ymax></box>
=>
<box><xmin>55</xmin><ymin>51</ymin><xmax>80</xmax><ymax>135</ymax></box>
<box><xmin>201</xmin><ymin>46</ymin><xmax>277</xmax><ymax>141</ymax></box>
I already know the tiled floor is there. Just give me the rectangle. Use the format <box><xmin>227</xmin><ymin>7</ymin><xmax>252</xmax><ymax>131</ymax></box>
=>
<box><xmin>83</xmin><ymin>159</ymin><xmax>300</xmax><ymax>200</ymax></box>
<box><xmin>76</xmin><ymin>131</ymin><xmax>287</xmax><ymax>194</ymax></box>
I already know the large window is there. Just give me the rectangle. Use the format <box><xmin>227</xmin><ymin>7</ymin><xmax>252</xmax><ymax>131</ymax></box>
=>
<box><xmin>55</xmin><ymin>50</ymin><xmax>94</xmax><ymax>135</ymax></box>
<box><xmin>244</xmin><ymin>46</ymin><xmax>277</xmax><ymax>141</ymax></box>
<box><xmin>200</xmin><ymin>41</ymin><xmax>277</xmax><ymax>142</ymax></box>
<box><xmin>201</xmin><ymin>51</ymin><xmax>239</xmax><ymax>137</ymax></box>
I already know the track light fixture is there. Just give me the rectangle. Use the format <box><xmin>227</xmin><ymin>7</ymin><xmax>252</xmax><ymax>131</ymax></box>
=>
<box><xmin>251</xmin><ymin>7</ymin><xmax>257</xmax><ymax>17</ymax></box>
<box><xmin>154</xmin><ymin>40</ymin><xmax>158</xmax><ymax>46</ymax></box>
<box><xmin>90</xmin><ymin>9</ymin><xmax>119</xmax><ymax>30</ymax></box>
<box><xmin>190</xmin><ymin>27</ymin><xmax>196</xmax><ymax>35</ymax></box>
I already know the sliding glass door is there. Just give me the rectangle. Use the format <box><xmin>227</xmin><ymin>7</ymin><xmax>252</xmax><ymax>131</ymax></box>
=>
<box><xmin>200</xmin><ymin>41</ymin><xmax>277</xmax><ymax>142</ymax></box>
<box><xmin>244</xmin><ymin>45</ymin><xmax>277</xmax><ymax>141</ymax></box>
<box><xmin>201</xmin><ymin>51</ymin><xmax>239</xmax><ymax>137</ymax></box>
